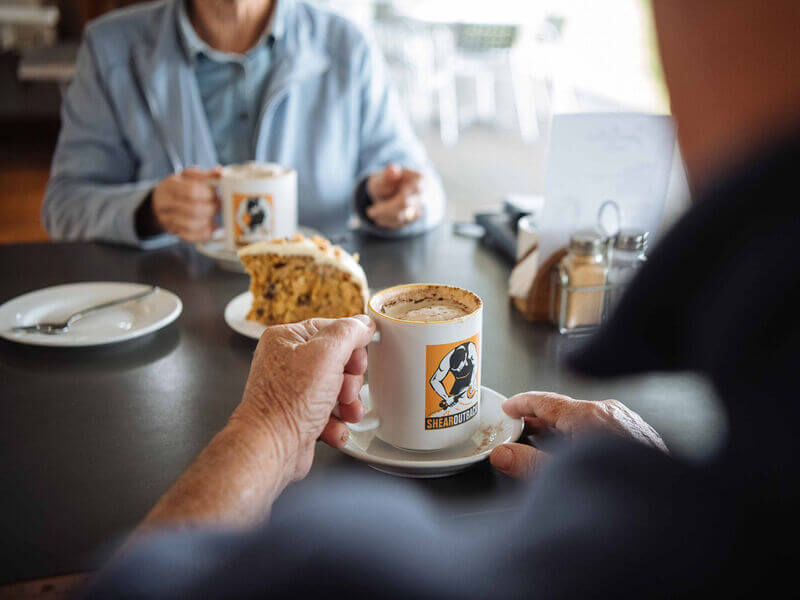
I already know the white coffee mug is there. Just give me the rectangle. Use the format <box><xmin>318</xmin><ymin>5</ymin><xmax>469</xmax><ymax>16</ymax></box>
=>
<box><xmin>211</xmin><ymin>162</ymin><xmax>298</xmax><ymax>251</ymax></box>
<box><xmin>366</xmin><ymin>284</ymin><xmax>483</xmax><ymax>451</ymax></box>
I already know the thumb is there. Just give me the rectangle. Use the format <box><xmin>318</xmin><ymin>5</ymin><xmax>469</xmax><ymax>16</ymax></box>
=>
<box><xmin>384</xmin><ymin>163</ymin><xmax>402</xmax><ymax>181</ymax></box>
<box><xmin>369</xmin><ymin>164</ymin><xmax>402</xmax><ymax>199</ymax></box>
<box><xmin>490</xmin><ymin>442</ymin><xmax>549</xmax><ymax>479</ymax></box>
<box><xmin>310</xmin><ymin>315</ymin><xmax>376</xmax><ymax>363</ymax></box>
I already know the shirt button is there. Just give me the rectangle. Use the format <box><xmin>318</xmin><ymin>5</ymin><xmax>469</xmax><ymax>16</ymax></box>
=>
<box><xmin>239</xmin><ymin>112</ymin><xmax>248</xmax><ymax>121</ymax></box>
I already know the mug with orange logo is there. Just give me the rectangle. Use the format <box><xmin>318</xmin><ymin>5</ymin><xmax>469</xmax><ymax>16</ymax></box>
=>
<box><xmin>365</xmin><ymin>284</ymin><xmax>482</xmax><ymax>451</ymax></box>
<box><xmin>211</xmin><ymin>162</ymin><xmax>298</xmax><ymax>251</ymax></box>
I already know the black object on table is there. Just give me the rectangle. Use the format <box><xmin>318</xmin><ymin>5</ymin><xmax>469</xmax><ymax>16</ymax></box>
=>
<box><xmin>472</xmin><ymin>196</ymin><xmax>538</xmax><ymax>263</ymax></box>
<box><xmin>0</xmin><ymin>227</ymin><xmax>716</xmax><ymax>585</ymax></box>
<box><xmin>474</xmin><ymin>211</ymin><xmax>519</xmax><ymax>262</ymax></box>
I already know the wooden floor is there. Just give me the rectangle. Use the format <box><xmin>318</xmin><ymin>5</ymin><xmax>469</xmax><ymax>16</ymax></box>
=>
<box><xmin>0</xmin><ymin>121</ymin><xmax>57</xmax><ymax>244</ymax></box>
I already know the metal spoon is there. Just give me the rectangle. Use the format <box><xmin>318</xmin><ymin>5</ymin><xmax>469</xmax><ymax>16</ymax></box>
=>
<box><xmin>11</xmin><ymin>286</ymin><xmax>158</xmax><ymax>335</ymax></box>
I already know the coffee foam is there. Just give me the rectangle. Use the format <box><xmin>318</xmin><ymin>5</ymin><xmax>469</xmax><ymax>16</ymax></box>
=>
<box><xmin>383</xmin><ymin>299</ymin><xmax>468</xmax><ymax>323</ymax></box>
<box><xmin>372</xmin><ymin>284</ymin><xmax>481</xmax><ymax>323</ymax></box>
<box><xmin>223</xmin><ymin>161</ymin><xmax>288</xmax><ymax>179</ymax></box>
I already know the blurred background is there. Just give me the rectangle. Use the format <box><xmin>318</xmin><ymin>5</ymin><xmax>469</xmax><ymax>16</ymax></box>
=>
<box><xmin>0</xmin><ymin>0</ymin><xmax>688</xmax><ymax>244</ymax></box>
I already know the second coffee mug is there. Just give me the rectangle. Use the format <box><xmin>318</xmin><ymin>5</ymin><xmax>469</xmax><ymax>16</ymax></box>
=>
<box><xmin>211</xmin><ymin>162</ymin><xmax>298</xmax><ymax>251</ymax></box>
<box><xmin>366</xmin><ymin>283</ymin><xmax>483</xmax><ymax>451</ymax></box>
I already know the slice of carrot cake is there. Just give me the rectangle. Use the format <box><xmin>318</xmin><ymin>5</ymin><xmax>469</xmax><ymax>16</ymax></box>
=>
<box><xmin>237</xmin><ymin>233</ymin><xmax>368</xmax><ymax>325</ymax></box>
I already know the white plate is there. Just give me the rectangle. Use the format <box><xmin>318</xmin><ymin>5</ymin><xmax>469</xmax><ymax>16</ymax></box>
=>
<box><xmin>224</xmin><ymin>291</ymin><xmax>265</xmax><ymax>340</ymax></box>
<box><xmin>196</xmin><ymin>226</ymin><xmax>321</xmax><ymax>273</ymax></box>
<box><xmin>341</xmin><ymin>385</ymin><xmax>524</xmax><ymax>478</ymax></box>
<box><xmin>0</xmin><ymin>282</ymin><xmax>182</xmax><ymax>347</ymax></box>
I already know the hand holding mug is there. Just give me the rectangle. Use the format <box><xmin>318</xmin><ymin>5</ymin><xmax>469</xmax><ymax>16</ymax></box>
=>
<box><xmin>152</xmin><ymin>167</ymin><xmax>222</xmax><ymax>242</ymax></box>
<box><xmin>366</xmin><ymin>164</ymin><xmax>424</xmax><ymax>228</ymax></box>
<box><xmin>231</xmin><ymin>316</ymin><xmax>375</xmax><ymax>483</ymax></box>
<box><xmin>490</xmin><ymin>392</ymin><xmax>668</xmax><ymax>479</ymax></box>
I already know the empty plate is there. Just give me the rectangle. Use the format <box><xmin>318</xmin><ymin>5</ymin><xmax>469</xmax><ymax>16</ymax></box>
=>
<box><xmin>0</xmin><ymin>282</ymin><xmax>182</xmax><ymax>347</ymax></box>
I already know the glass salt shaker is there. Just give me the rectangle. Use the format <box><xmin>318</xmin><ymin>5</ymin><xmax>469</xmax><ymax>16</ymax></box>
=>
<box><xmin>607</xmin><ymin>230</ymin><xmax>648</xmax><ymax>309</ymax></box>
<box><xmin>556</xmin><ymin>230</ymin><xmax>609</xmax><ymax>334</ymax></box>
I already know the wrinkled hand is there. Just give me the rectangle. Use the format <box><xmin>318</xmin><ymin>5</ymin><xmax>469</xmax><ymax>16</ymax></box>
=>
<box><xmin>231</xmin><ymin>316</ymin><xmax>375</xmax><ymax>483</ymax></box>
<box><xmin>490</xmin><ymin>392</ymin><xmax>667</xmax><ymax>479</ymax></box>
<box><xmin>152</xmin><ymin>167</ymin><xmax>222</xmax><ymax>242</ymax></box>
<box><xmin>366</xmin><ymin>164</ymin><xmax>424</xmax><ymax>228</ymax></box>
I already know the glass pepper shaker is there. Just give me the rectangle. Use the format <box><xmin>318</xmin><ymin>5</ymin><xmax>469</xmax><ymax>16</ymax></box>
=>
<box><xmin>607</xmin><ymin>230</ymin><xmax>648</xmax><ymax>309</ymax></box>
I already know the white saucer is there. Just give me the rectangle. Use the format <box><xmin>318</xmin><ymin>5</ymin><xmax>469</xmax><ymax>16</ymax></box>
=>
<box><xmin>195</xmin><ymin>238</ymin><xmax>246</xmax><ymax>273</ymax></box>
<box><xmin>224</xmin><ymin>291</ymin><xmax>265</xmax><ymax>340</ymax></box>
<box><xmin>196</xmin><ymin>226</ymin><xmax>321</xmax><ymax>273</ymax></box>
<box><xmin>0</xmin><ymin>282</ymin><xmax>182</xmax><ymax>347</ymax></box>
<box><xmin>341</xmin><ymin>385</ymin><xmax>524</xmax><ymax>478</ymax></box>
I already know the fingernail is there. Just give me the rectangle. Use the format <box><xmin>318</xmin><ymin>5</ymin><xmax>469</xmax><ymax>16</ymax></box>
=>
<box><xmin>490</xmin><ymin>445</ymin><xmax>513</xmax><ymax>470</ymax></box>
<box><xmin>340</xmin><ymin>428</ymin><xmax>350</xmax><ymax>445</ymax></box>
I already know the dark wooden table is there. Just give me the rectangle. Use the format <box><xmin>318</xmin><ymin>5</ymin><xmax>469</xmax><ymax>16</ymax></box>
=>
<box><xmin>0</xmin><ymin>227</ymin><xmax>724</xmax><ymax>585</ymax></box>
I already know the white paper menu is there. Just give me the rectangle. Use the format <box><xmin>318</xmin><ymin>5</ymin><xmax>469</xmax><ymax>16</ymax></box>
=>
<box><xmin>538</xmin><ymin>113</ymin><xmax>676</xmax><ymax>266</ymax></box>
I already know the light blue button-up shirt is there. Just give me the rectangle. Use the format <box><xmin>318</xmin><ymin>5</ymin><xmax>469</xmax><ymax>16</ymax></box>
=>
<box><xmin>44</xmin><ymin>0</ymin><xmax>445</xmax><ymax>247</ymax></box>
<box><xmin>177</xmin><ymin>1</ymin><xmax>276</xmax><ymax>166</ymax></box>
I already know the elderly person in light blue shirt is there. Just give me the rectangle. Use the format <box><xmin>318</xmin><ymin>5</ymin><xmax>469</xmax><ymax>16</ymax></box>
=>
<box><xmin>43</xmin><ymin>0</ymin><xmax>445</xmax><ymax>248</ymax></box>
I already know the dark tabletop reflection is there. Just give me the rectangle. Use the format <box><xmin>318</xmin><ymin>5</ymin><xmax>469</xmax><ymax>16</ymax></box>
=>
<box><xmin>0</xmin><ymin>233</ymin><xmax>723</xmax><ymax>584</ymax></box>
<box><xmin>0</xmin><ymin>325</ymin><xmax>180</xmax><ymax>376</ymax></box>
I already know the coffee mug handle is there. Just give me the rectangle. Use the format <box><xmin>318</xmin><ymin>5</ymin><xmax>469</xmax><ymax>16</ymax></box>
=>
<box><xmin>348</xmin><ymin>330</ymin><xmax>380</xmax><ymax>433</ymax></box>
<box><xmin>204</xmin><ymin>178</ymin><xmax>223</xmax><ymax>232</ymax></box>
<box><xmin>341</xmin><ymin>322</ymin><xmax>382</xmax><ymax>433</ymax></box>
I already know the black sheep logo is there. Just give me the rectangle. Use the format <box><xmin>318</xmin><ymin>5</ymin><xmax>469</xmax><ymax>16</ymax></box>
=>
<box><xmin>236</xmin><ymin>196</ymin><xmax>271</xmax><ymax>236</ymax></box>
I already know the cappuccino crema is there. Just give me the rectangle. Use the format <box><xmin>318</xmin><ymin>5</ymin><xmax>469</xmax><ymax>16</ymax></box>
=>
<box><xmin>383</xmin><ymin>298</ymin><xmax>469</xmax><ymax>322</ymax></box>
<box><xmin>222</xmin><ymin>162</ymin><xmax>287</xmax><ymax>179</ymax></box>
<box><xmin>378</xmin><ymin>286</ymin><xmax>478</xmax><ymax>323</ymax></box>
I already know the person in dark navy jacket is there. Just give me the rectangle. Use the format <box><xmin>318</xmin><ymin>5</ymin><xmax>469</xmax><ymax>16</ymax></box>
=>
<box><xmin>83</xmin><ymin>2</ymin><xmax>800</xmax><ymax>598</ymax></box>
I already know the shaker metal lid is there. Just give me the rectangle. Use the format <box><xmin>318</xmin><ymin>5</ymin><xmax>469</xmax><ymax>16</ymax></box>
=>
<box><xmin>569</xmin><ymin>230</ymin><xmax>606</xmax><ymax>254</ymax></box>
<box><xmin>614</xmin><ymin>230</ymin><xmax>649</xmax><ymax>251</ymax></box>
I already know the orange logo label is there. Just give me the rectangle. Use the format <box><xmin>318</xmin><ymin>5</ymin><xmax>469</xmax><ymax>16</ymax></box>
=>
<box><xmin>233</xmin><ymin>193</ymin><xmax>273</xmax><ymax>242</ymax></box>
<box><xmin>425</xmin><ymin>333</ymin><xmax>479</xmax><ymax>430</ymax></box>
